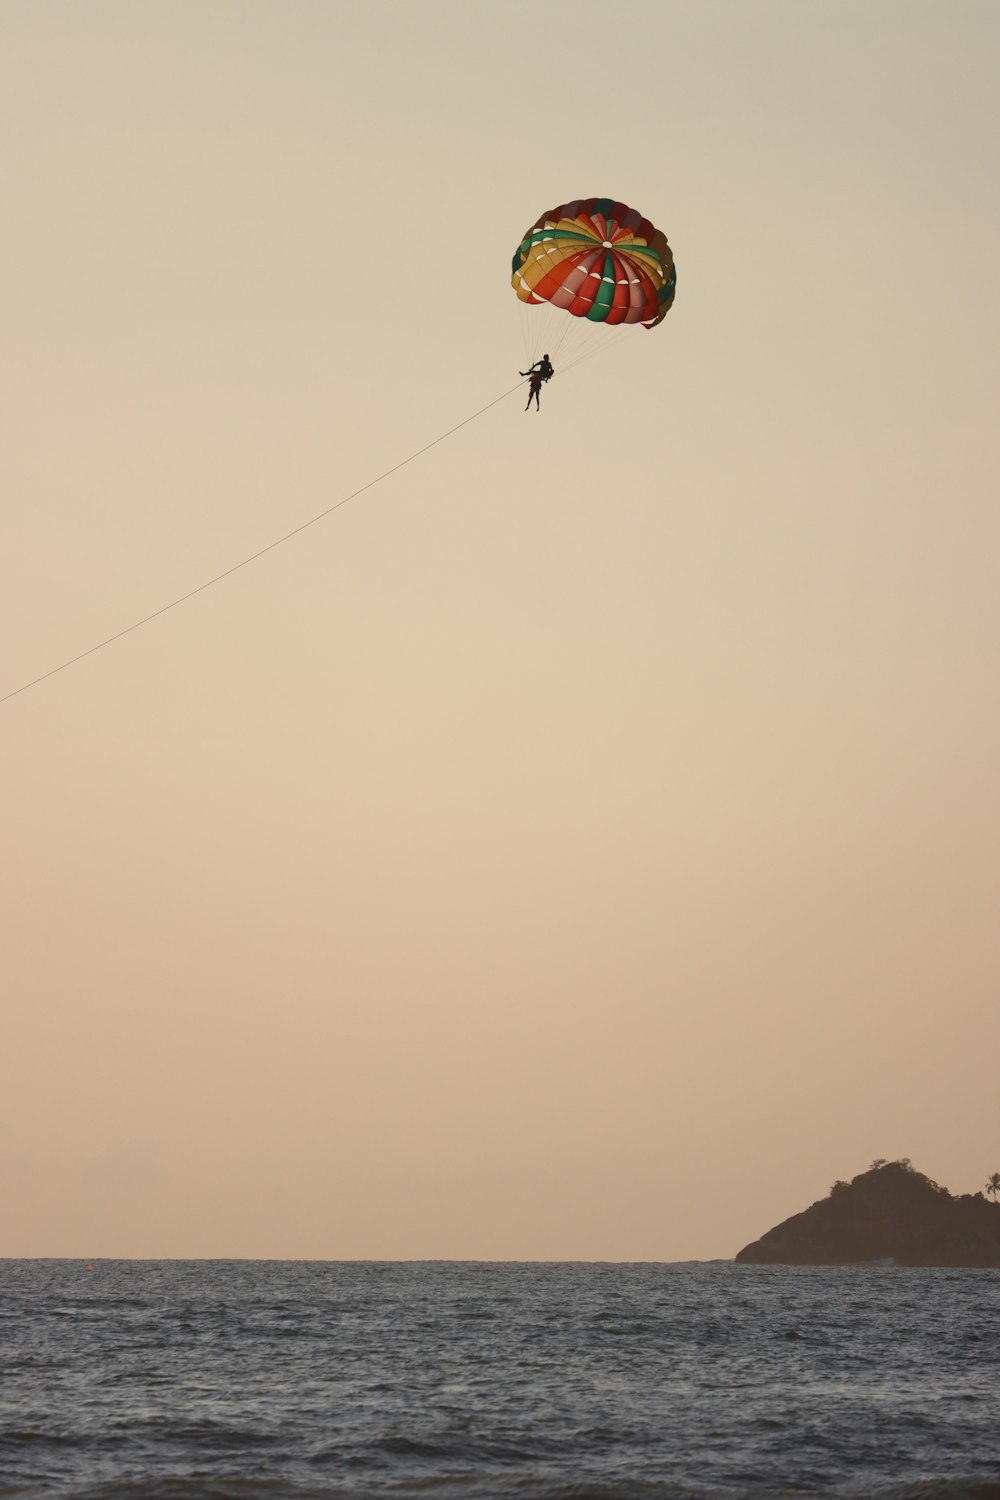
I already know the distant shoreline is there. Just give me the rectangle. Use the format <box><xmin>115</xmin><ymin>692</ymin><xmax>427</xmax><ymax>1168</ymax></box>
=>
<box><xmin>736</xmin><ymin>1159</ymin><xmax>1000</xmax><ymax>1268</ymax></box>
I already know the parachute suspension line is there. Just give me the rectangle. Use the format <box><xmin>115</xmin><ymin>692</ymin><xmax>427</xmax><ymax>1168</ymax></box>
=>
<box><xmin>549</xmin><ymin>308</ymin><xmax>610</xmax><ymax>368</ymax></box>
<box><xmin>519</xmin><ymin>301</ymin><xmax>623</xmax><ymax>375</ymax></box>
<box><xmin>519</xmin><ymin>309</ymin><xmax>551</xmax><ymax>371</ymax></box>
<box><xmin>519</xmin><ymin>301</ymin><xmax>537</xmax><ymax>369</ymax></box>
<box><xmin>1</xmin><ymin>382</ymin><xmax>526</xmax><ymax>707</ymax></box>
<box><xmin>557</xmin><ymin>332</ymin><xmax>635</xmax><ymax>376</ymax></box>
<box><xmin>549</xmin><ymin>311</ymin><xmax>576</xmax><ymax>361</ymax></box>
<box><xmin>565</xmin><ymin>322</ymin><xmax>607</xmax><ymax>365</ymax></box>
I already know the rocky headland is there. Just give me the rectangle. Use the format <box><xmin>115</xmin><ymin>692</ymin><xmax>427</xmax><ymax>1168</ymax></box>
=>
<box><xmin>735</xmin><ymin>1159</ymin><xmax>1000</xmax><ymax>1267</ymax></box>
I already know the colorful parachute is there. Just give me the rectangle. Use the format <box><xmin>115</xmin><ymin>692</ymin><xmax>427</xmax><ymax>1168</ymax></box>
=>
<box><xmin>511</xmin><ymin>197</ymin><xmax>676</xmax><ymax>329</ymax></box>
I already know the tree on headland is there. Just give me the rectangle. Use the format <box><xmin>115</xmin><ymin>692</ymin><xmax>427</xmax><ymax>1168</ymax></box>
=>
<box><xmin>986</xmin><ymin>1173</ymin><xmax>1000</xmax><ymax>1202</ymax></box>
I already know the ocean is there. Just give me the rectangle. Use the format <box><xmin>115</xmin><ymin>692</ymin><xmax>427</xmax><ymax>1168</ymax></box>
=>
<box><xmin>1</xmin><ymin>1259</ymin><xmax>998</xmax><ymax>1500</ymax></box>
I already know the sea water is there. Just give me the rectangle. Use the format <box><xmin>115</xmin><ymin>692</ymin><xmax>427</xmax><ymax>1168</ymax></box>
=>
<box><xmin>1</xmin><ymin>1259</ymin><xmax>998</xmax><ymax>1499</ymax></box>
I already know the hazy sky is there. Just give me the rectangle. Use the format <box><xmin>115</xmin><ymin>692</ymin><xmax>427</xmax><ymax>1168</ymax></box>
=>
<box><xmin>3</xmin><ymin>0</ymin><xmax>999</xmax><ymax>1260</ymax></box>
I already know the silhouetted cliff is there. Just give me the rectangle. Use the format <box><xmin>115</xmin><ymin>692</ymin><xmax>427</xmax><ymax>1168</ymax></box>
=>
<box><xmin>735</xmin><ymin>1160</ymin><xmax>1000</xmax><ymax>1267</ymax></box>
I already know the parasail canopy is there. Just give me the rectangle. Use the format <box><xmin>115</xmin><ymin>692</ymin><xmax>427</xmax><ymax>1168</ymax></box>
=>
<box><xmin>511</xmin><ymin>197</ymin><xmax>676</xmax><ymax>329</ymax></box>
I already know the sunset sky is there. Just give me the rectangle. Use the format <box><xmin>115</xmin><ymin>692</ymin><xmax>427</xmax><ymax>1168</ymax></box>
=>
<box><xmin>3</xmin><ymin>0</ymin><xmax>999</xmax><ymax>1260</ymax></box>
